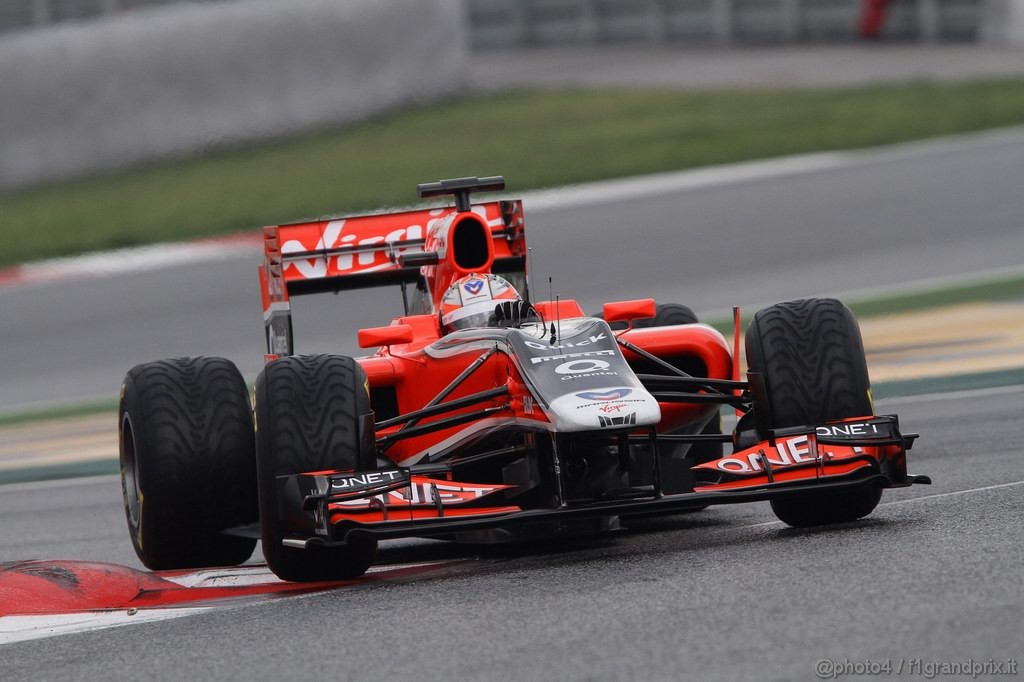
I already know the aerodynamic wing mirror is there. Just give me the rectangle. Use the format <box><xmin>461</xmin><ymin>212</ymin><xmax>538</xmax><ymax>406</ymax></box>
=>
<box><xmin>602</xmin><ymin>298</ymin><xmax>656</xmax><ymax>325</ymax></box>
<box><xmin>358</xmin><ymin>324</ymin><xmax>414</xmax><ymax>349</ymax></box>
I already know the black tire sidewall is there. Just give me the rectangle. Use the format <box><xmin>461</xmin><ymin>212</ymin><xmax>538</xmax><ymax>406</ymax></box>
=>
<box><xmin>255</xmin><ymin>355</ymin><xmax>377</xmax><ymax>581</ymax></box>
<box><xmin>119</xmin><ymin>357</ymin><xmax>257</xmax><ymax>569</ymax></box>
<box><xmin>746</xmin><ymin>298</ymin><xmax>873</xmax><ymax>437</ymax></box>
<box><xmin>744</xmin><ymin>299</ymin><xmax>880</xmax><ymax>527</ymax></box>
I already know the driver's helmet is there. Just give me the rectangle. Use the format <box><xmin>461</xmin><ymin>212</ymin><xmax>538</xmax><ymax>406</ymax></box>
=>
<box><xmin>439</xmin><ymin>273</ymin><xmax>520</xmax><ymax>334</ymax></box>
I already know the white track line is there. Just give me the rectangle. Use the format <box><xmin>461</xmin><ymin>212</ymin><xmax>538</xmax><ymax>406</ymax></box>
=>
<box><xmin>0</xmin><ymin>558</ymin><xmax>463</xmax><ymax>646</ymax></box>
<box><xmin>7</xmin><ymin>126</ymin><xmax>1024</xmax><ymax>291</ymax></box>
<box><xmin>0</xmin><ymin>154</ymin><xmax>844</xmax><ymax>290</ymax></box>
<box><xmin>519</xmin><ymin>153</ymin><xmax>849</xmax><ymax>212</ymax></box>
<box><xmin>3</xmin><ymin>481</ymin><xmax>1021</xmax><ymax>644</ymax></box>
<box><xmin>20</xmin><ymin>238</ymin><xmax>260</xmax><ymax>284</ymax></box>
<box><xmin>729</xmin><ymin>479</ymin><xmax>1024</xmax><ymax>531</ymax></box>
<box><xmin>0</xmin><ymin>608</ymin><xmax>214</xmax><ymax>646</ymax></box>
<box><xmin>520</xmin><ymin>127</ymin><xmax>1024</xmax><ymax>214</ymax></box>
<box><xmin>880</xmin><ymin>479</ymin><xmax>1024</xmax><ymax>507</ymax></box>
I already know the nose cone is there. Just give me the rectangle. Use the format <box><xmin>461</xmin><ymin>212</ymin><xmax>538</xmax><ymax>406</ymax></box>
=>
<box><xmin>547</xmin><ymin>387</ymin><xmax>661</xmax><ymax>432</ymax></box>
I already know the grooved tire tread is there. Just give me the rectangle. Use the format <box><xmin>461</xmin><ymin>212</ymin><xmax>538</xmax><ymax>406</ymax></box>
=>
<box><xmin>119</xmin><ymin>357</ymin><xmax>257</xmax><ymax>570</ymax></box>
<box><xmin>745</xmin><ymin>298</ymin><xmax>880</xmax><ymax>527</ymax></box>
<box><xmin>255</xmin><ymin>354</ymin><xmax>376</xmax><ymax>582</ymax></box>
<box><xmin>746</xmin><ymin>298</ymin><xmax>872</xmax><ymax>433</ymax></box>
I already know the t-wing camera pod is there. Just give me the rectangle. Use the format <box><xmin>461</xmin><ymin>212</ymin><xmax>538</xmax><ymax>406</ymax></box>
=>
<box><xmin>417</xmin><ymin>176</ymin><xmax>506</xmax><ymax>213</ymax></box>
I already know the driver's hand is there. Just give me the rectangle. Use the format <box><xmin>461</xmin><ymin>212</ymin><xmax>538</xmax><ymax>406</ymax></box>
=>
<box><xmin>494</xmin><ymin>300</ymin><xmax>537</xmax><ymax>326</ymax></box>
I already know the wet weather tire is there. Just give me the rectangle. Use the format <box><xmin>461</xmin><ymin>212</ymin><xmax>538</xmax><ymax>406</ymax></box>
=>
<box><xmin>119</xmin><ymin>357</ymin><xmax>258</xmax><ymax>570</ymax></box>
<box><xmin>255</xmin><ymin>355</ymin><xmax>377</xmax><ymax>582</ymax></box>
<box><xmin>745</xmin><ymin>298</ymin><xmax>881</xmax><ymax>527</ymax></box>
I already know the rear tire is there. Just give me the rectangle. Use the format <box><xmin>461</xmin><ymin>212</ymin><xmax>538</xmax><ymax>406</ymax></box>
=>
<box><xmin>632</xmin><ymin>303</ymin><xmax>698</xmax><ymax>329</ymax></box>
<box><xmin>255</xmin><ymin>355</ymin><xmax>377</xmax><ymax>582</ymax></box>
<box><xmin>598</xmin><ymin>302</ymin><xmax>699</xmax><ymax>331</ymax></box>
<box><xmin>119</xmin><ymin>357</ymin><xmax>258</xmax><ymax>570</ymax></box>
<box><xmin>745</xmin><ymin>298</ymin><xmax>880</xmax><ymax>527</ymax></box>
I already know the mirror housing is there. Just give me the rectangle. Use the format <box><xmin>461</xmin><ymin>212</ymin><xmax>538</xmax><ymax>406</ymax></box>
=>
<box><xmin>602</xmin><ymin>299</ymin><xmax>656</xmax><ymax>324</ymax></box>
<box><xmin>358</xmin><ymin>324</ymin><xmax>414</xmax><ymax>349</ymax></box>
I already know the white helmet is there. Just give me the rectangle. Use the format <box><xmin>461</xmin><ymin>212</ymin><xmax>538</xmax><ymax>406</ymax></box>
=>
<box><xmin>439</xmin><ymin>273</ymin><xmax>521</xmax><ymax>334</ymax></box>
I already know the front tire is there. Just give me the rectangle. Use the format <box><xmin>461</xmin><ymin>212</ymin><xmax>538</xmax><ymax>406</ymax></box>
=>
<box><xmin>119</xmin><ymin>357</ymin><xmax>258</xmax><ymax>569</ymax></box>
<box><xmin>745</xmin><ymin>298</ymin><xmax>880</xmax><ymax>527</ymax></box>
<box><xmin>255</xmin><ymin>355</ymin><xmax>377</xmax><ymax>582</ymax></box>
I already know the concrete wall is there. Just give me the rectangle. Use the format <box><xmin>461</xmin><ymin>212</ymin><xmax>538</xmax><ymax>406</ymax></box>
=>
<box><xmin>0</xmin><ymin>0</ymin><xmax>468</xmax><ymax>191</ymax></box>
<box><xmin>981</xmin><ymin>0</ymin><xmax>1024</xmax><ymax>46</ymax></box>
<box><xmin>468</xmin><ymin>0</ymin><xmax>983</xmax><ymax>48</ymax></box>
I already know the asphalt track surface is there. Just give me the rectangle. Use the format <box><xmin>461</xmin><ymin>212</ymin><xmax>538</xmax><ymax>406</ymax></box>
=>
<box><xmin>1</xmin><ymin>130</ymin><xmax>1023</xmax><ymax>679</ymax></box>
<box><xmin>1</xmin><ymin>387</ymin><xmax>1022</xmax><ymax>680</ymax></box>
<box><xmin>3</xmin><ymin>128</ymin><xmax>1024</xmax><ymax>412</ymax></box>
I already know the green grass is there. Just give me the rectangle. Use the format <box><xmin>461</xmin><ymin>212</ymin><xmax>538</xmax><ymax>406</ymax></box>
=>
<box><xmin>0</xmin><ymin>397</ymin><xmax>119</xmax><ymax>428</ymax></box>
<box><xmin>0</xmin><ymin>459</ymin><xmax>120</xmax><ymax>486</ymax></box>
<box><xmin>5</xmin><ymin>80</ymin><xmax>1024</xmax><ymax>267</ymax></box>
<box><xmin>872</xmin><ymin>367</ymin><xmax>1024</xmax><ymax>399</ymax></box>
<box><xmin>846</xmin><ymin>274</ymin><xmax>1024</xmax><ymax>317</ymax></box>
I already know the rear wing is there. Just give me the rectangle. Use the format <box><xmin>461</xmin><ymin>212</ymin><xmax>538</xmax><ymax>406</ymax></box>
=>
<box><xmin>260</xmin><ymin>195</ymin><xmax>526</xmax><ymax>357</ymax></box>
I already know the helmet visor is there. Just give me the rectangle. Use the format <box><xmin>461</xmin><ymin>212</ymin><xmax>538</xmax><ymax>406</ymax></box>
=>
<box><xmin>441</xmin><ymin>300</ymin><xmax>498</xmax><ymax>332</ymax></box>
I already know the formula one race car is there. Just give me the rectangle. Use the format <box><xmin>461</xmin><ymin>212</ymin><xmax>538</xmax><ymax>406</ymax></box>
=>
<box><xmin>118</xmin><ymin>176</ymin><xmax>929</xmax><ymax>581</ymax></box>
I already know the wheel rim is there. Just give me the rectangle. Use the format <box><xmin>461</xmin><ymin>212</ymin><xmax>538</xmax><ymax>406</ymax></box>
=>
<box><xmin>120</xmin><ymin>413</ymin><xmax>142</xmax><ymax>528</ymax></box>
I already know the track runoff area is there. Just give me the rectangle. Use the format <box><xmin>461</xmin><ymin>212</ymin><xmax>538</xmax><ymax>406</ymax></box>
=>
<box><xmin>0</xmin><ymin>557</ymin><xmax>476</xmax><ymax>645</ymax></box>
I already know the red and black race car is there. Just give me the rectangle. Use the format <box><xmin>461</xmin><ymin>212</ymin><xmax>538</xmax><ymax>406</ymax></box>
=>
<box><xmin>118</xmin><ymin>176</ymin><xmax>929</xmax><ymax>581</ymax></box>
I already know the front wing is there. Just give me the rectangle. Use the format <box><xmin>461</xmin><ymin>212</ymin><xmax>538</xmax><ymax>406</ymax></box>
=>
<box><xmin>271</xmin><ymin>415</ymin><xmax>930</xmax><ymax>548</ymax></box>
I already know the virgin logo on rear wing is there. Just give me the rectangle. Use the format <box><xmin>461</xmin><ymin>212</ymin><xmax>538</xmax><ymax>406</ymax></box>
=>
<box><xmin>269</xmin><ymin>201</ymin><xmax>519</xmax><ymax>283</ymax></box>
